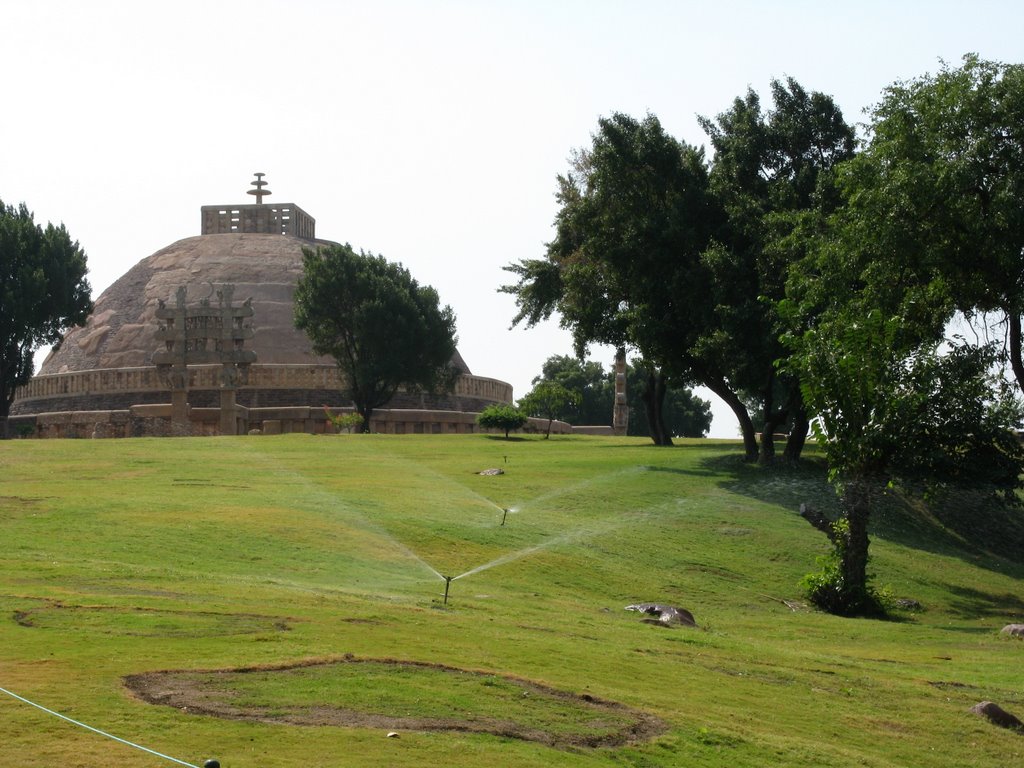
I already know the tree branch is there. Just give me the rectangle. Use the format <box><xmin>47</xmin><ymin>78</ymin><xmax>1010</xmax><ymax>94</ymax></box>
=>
<box><xmin>799</xmin><ymin>503</ymin><xmax>837</xmax><ymax>543</ymax></box>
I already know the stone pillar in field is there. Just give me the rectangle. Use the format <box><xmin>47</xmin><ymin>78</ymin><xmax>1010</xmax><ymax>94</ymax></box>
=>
<box><xmin>612</xmin><ymin>347</ymin><xmax>629</xmax><ymax>436</ymax></box>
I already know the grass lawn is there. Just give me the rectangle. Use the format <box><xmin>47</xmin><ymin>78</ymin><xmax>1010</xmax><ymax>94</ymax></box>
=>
<box><xmin>1</xmin><ymin>433</ymin><xmax>1022</xmax><ymax>767</ymax></box>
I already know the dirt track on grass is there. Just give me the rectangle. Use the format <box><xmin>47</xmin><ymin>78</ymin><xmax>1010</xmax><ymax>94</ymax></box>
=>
<box><xmin>124</xmin><ymin>656</ymin><xmax>666</xmax><ymax>749</ymax></box>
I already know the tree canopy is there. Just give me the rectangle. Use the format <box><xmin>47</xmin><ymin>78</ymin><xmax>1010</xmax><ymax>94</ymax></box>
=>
<box><xmin>294</xmin><ymin>244</ymin><xmax>458</xmax><ymax>432</ymax></box>
<box><xmin>502</xmin><ymin>112</ymin><xmax>721</xmax><ymax>446</ymax></box>
<box><xmin>518</xmin><ymin>380</ymin><xmax>576</xmax><ymax>439</ymax></box>
<box><xmin>0</xmin><ymin>199</ymin><xmax>92</xmax><ymax>438</ymax></box>
<box><xmin>476</xmin><ymin>403</ymin><xmax>527</xmax><ymax>439</ymax></box>
<box><xmin>820</xmin><ymin>55</ymin><xmax>1024</xmax><ymax>390</ymax></box>
<box><xmin>778</xmin><ymin>55</ymin><xmax>1024</xmax><ymax>613</ymax></box>
<box><xmin>503</xmin><ymin>81</ymin><xmax>854</xmax><ymax>460</ymax></box>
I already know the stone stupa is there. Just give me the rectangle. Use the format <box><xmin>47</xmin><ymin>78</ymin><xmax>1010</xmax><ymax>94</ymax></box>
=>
<box><xmin>12</xmin><ymin>175</ymin><xmax>511</xmax><ymax>437</ymax></box>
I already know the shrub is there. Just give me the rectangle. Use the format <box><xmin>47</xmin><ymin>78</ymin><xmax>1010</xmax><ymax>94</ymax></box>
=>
<box><xmin>477</xmin><ymin>404</ymin><xmax>527</xmax><ymax>438</ymax></box>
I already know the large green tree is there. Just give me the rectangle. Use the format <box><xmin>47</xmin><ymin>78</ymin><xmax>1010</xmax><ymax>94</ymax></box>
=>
<box><xmin>697</xmin><ymin>77</ymin><xmax>855</xmax><ymax>462</ymax></box>
<box><xmin>785</xmin><ymin>307</ymin><xmax>1024</xmax><ymax>615</ymax></box>
<box><xmin>0</xmin><ymin>200</ymin><xmax>91</xmax><ymax>439</ymax></box>
<box><xmin>294</xmin><ymin>244</ymin><xmax>458</xmax><ymax>432</ymax></box>
<box><xmin>502</xmin><ymin>113</ymin><xmax>722</xmax><ymax>447</ymax></box>
<box><xmin>518</xmin><ymin>380</ymin><xmax>577</xmax><ymax>439</ymax></box>
<box><xmin>503</xmin><ymin>82</ymin><xmax>853</xmax><ymax>461</ymax></box>
<box><xmin>825</xmin><ymin>55</ymin><xmax>1024</xmax><ymax>392</ymax></box>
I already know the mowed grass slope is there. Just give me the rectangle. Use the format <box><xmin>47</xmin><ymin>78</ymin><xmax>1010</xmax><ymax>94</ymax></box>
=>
<box><xmin>1</xmin><ymin>434</ymin><xmax>1022</xmax><ymax>767</ymax></box>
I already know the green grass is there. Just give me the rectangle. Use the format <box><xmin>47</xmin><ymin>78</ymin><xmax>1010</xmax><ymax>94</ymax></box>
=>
<box><xmin>1</xmin><ymin>434</ymin><xmax>1023</xmax><ymax>767</ymax></box>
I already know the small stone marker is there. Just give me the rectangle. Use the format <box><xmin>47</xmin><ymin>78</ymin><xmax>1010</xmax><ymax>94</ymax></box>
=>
<box><xmin>478</xmin><ymin>468</ymin><xmax>504</xmax><ymax>476</ymax></box>
<box><xmin>1001</xmin><ymin>624</ymin><xmax>1024</xmax><ymax>637</ymax></box>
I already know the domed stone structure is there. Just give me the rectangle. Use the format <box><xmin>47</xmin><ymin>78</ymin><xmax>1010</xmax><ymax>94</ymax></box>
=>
<box><xmin>11</xmin><ymin>179</ymin><xmax>512</xmax><ymax>437</ymax></box>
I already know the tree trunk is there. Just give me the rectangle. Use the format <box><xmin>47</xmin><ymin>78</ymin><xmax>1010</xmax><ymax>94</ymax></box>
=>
<box><xmin>700</xmin><ymin>373</ymin><xmax>757</xmax><ymax>461</ymax></box>
<box><xmin>0</xmin><ymin>397</ymin><xmax>12</xmax><ymax>440</ymax></box>
<box><xmin>640</xmin><ymin>369</ymin><xmax>673</xmax><ymax>446</ymax></box>
<box><xmin>758</xmin><ymin>384</ymin><xmax>777</xmax><ymax>465</ymax></box>
<box><xmin>838</xmin><ymin>477</ymin><xmax>873</xmax><ymax>615</ymax></box>
<box><xmin>357</xmin><ymin>405</ymin><xmax>373</xmax><ymax>433</ymax></box>
<box><xmin>1009</xmin><ymin>311</ymin><xmax>1024</xmax><ymax>395</ymax></box>
<box><xmin>759</xmin><ymin>426</ymin><xmax>776</xmax><ymax>465</ymax></box>
<box><xmin>784</xmin><ymin>406</ymin><xmax>809</xmax><ymax>462</ymax></box>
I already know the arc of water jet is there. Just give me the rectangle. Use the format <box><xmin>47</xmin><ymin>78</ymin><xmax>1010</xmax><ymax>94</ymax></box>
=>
<box><xmin>452</xmin><ymin>509</ymin><xmax>652</xmax><ymax>581</ymax></box>
<box><xmin>238</xmin><ymin>443</ymin><xmax>448</xmax><ymax>582</ymax></box>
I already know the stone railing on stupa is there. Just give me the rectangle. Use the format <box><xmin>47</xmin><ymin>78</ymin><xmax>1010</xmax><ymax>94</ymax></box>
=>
<box><xmin>11</xmin><ymin>365</ymin><xmax>513</xmax><ymax>416</ymax></box>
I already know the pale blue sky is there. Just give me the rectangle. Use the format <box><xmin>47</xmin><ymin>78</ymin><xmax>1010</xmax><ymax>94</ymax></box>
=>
<box><xmin>2</xmin><ymin>1</ymin><xmax>1021</xmax><ymax>436</ymax></box>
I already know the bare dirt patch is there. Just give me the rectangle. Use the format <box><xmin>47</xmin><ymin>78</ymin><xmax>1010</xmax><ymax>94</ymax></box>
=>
<box><xmin>124</xmin><ymin>656</ymin><xmax>666</xmax><ymax>749</ymax></box>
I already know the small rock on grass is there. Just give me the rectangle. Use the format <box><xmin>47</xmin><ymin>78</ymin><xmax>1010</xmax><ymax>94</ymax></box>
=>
<box><xmin>970</xmin><ymin>701</ymin><xmax>1024</xmax><ymax>731</ymax></box>
<box><xmin>1001</xmin><ymin>624</ymin><xmax>1024</xmax><ymax>637</ymax></box>
<box><xmin>387</xmin><ymin>731</ymin><xmax>400</xmax><ymax>738</ymax></box>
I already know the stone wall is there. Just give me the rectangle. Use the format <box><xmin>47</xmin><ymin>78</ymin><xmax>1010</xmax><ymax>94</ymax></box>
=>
<box><xmin>10</xmin><ymin>405</ymin><xmax>571</xmax><ymax>439</ymax></box>
<box><xmin>11</xmin><ymin>365</ymin><xmax>514</xmax><ymax>416</ymax></box>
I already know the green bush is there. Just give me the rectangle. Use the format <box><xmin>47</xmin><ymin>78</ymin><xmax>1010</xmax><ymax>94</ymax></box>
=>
<box><xmin>476</xmin><ymin>404</ymin><xmax>527</xmax><ymax>438</ymax></box>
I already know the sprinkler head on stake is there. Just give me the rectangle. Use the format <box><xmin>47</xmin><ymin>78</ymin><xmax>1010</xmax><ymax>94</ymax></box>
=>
<box><xmin>443</xmin><ymin>575</ymin><xmax>453</xmax><ymax>605</ymax></box>
<box><xmin>501</xmin><ymin>508</ymin><xmax>509</xmax><ymax>526</ymax></box>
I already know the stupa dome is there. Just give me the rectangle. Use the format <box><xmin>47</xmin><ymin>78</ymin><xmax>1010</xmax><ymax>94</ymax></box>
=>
<box><xmin>39</xmin><ymin>233</ymin><xmax>470</xmax><ymax>376</ymax></box>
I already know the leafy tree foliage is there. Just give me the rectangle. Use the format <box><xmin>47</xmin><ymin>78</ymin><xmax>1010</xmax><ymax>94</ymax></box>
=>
<box><xmin>476</xmin><ymin>403</ymin><xmax>527</xmax><ymax>438</ymax></box>
<box><xmin>502</xmin><ymin>113</ymin><xmax>721</xmax><ymax>447</ymax></box>
<box><xmin>823</xmin><ymin>55</ymin><xmax>1024</xmax><ymax>391</ymax></box>
<box><xmin>518</xmin><ymin>380</ymin><xmax>577</xmax><ymax>439</ymax></box>
<box><xmin>786</xmin><ymin>307</ymin><xmax>1024</xmax><ymax>615</ymax></box>
<box><xmin>531</xmin><ymin>355</ymin><xmax>610</xmax><ymax>426</ymax></box>
<box><xmin>503</xmin><ymin>82</ymin><xmax>853</xmax><ymax>460</ymax></box>
<box><xmin>0</xmin><ymin>199</ymin><xmax>91</xmax><ymax>438</ymax></box>
<box><xmin>698</xmin><ymin>78</ymin><xmax>855</xmax><ymax>462</ymax></box>
<box><xmin>295</xmin><ymin>244</ymin><xmax>458</xmax><ymax>432</ymax></box>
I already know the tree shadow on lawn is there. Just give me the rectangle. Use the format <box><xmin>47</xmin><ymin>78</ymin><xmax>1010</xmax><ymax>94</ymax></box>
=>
<box><xmin>942</xmin><ymin>584</ymin><xmax>1024</xmax><ymax>621</ymax></box>
<box><xmin>703</xmin><ymin>452</ymin><xmax>1024</xmax><ymax>584</ymax></box>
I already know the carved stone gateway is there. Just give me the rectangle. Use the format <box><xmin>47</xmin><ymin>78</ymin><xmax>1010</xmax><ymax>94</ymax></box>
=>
<box><xmin>153</xmin><ymin>285</ymin><xmax>256</xmax><ymax>435</ymax></box>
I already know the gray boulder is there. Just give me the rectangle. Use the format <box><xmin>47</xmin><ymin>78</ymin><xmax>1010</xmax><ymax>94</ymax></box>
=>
<box><xmin>970</xmin><ymin>701</ymin><xmax>1023</xmax><ymax>731</ymax></box>
<box><xmin>625</xmin><ymin>603</ymin><xmax>696</xmax><ymax>628</ymax></box>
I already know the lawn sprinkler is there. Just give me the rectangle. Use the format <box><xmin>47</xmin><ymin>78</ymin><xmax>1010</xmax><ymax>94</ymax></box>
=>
<box><xmin>443</xmin><ymin>575</ymin><xmax>453</xmax><ymax>605</ymax></box>
<box><xmin>500</xmin><ymin>508</ymin><xmax>509</xmax><ymax>526</ymax></box>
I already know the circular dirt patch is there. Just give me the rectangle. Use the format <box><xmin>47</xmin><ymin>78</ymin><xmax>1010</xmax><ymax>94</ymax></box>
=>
<box><xmin>125</xmin><ymin>657</ymin><xmax>665</xmax><ymax>748</ymax></box>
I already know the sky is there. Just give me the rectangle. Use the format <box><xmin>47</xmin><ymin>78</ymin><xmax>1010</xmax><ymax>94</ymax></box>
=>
<box><xmin>2</xmin><ymin>0</ymin><xmax>1021</xmax><ymax>437</ymax></box>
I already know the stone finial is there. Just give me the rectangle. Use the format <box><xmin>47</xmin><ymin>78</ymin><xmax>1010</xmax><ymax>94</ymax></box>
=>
<box><xmin>247</xmin><ymin>172</ymin><xmax>272</xmax><ymax>204</ymax></box>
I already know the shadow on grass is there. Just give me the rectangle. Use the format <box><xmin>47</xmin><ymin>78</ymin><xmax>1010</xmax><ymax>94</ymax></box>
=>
<box><xmin>704</xmin><ymin>452</ymin><xmax>1024</xmax><ymax>588</ymax></box>
<box><xmin>943</xmin><ymin>584</ymin><xmax>1024</xmax><ymax>621</ymax></box>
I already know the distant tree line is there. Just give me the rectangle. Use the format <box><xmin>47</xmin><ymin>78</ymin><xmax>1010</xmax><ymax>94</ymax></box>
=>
<box><xmin>518</xmin><ymin>354</ymin><xmax>712</xmax><ymax>439</ymax></box>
